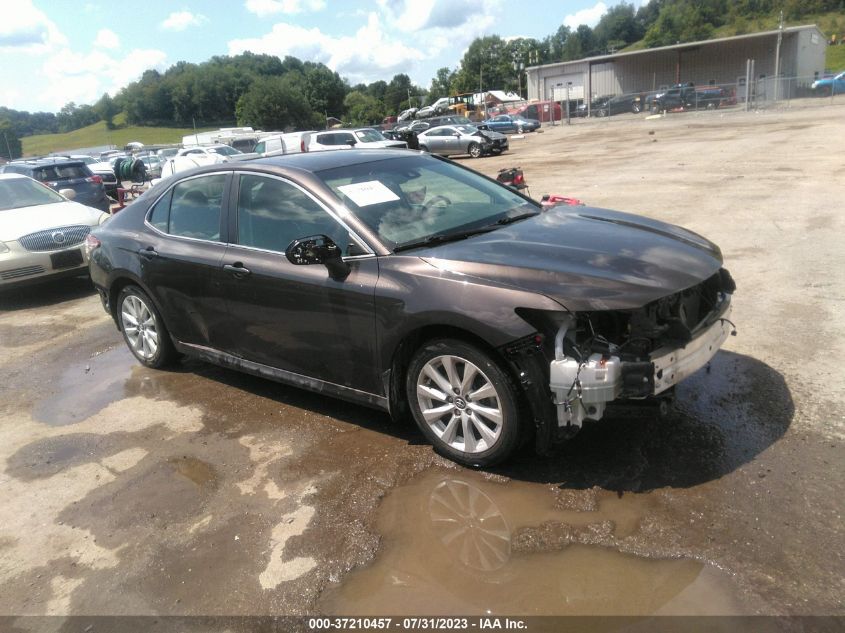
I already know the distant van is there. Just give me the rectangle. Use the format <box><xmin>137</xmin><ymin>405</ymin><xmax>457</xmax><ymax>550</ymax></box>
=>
<box><xmin>254</xmin><ymin>131</ymin><xmax>316</xmax><ymax>157</ymax></box>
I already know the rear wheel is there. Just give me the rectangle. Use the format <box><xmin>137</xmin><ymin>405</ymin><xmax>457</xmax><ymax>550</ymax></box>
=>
<box><xmin>468</xmin><ymin>142</ymin><xmax>482</xmax><ymax>158</ymax></box>
<box><xmin>117</xmin><ymin>285</ymin><xmax>176</xmax><ymax>368</ymax></box>
<box><xmin>597</xmin><ymin>108</ymin><xmax>608</xmax><ymax>118</ymax></box>
<box><xmin>406</xmin><ymin>339</ymin><xmax>521</xmax><ymax>467</ymax></box>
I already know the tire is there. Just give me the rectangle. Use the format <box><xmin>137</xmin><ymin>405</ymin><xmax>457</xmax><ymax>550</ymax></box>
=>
<box><xmin>632</xmin><ymin>103</ymin><xmax>641</xmax><ymax>113</ymax></box>
<box><xmin>597</xmin><ymin>108</ymin><xmax>608</xmax><ymax>118</ymax></box>
<box><xmin>651</xmin><ymin>104</ymin><xmax>661</xmax><ymax>114</ymax></box>
<box><xmin>406</xmin><ymin>339</ymin><xmax>522</xmax><ymax>467</ymax></box>
<box><xmin>117</xmin><ymin>285</ymin><xmax>176</xmax><ymax>369</ymax></box>
<box><xmin>419</xmin><ymin>144</ymin><xmax>429</xmax><ymax>153</ymax></box>
<box><xmin>516</xmin><ymin>125</ymin><xmax>523</xmax><ymax>134</ymax></box>
<box><xmin>468</xmin><ymin>142</ymin><xmax>482</xmax><ymax>159</ymax></box>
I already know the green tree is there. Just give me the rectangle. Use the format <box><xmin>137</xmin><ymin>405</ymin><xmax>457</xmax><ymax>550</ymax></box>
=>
<box><xmin>343</xmin><ymin>91</ymin><xmax>384</xmax><ymax>126</ymax></box>
<box><xmin>235</xmin><ymin>75</ymin><xmax>320</xmax><ymax>131</ymax></box>
<box><xmin>594</xmin><ymin>3</ymin><xmax>644</xmax><ymax>51</ymax></box>
<box><xmin>384</xmin><ymin>74</ymin><xmax>414</xmax><ymax>114</ymax></box>
<box><xmin>428</xmin><ymin>67</ymin><xmax>456</xmax><ymax>98</ymax></box>
<box><xmin>94</xmin><ymin>93</ymin><xmax>119</xmax><ymax>129</ymax></box>
<box><xmin>303</xmin><ymin>62</ymin><xmax>348</xmax><ymax>118</ymax></box>
<box><xmin>643</xmin><ymin>1</ymin><xmax>715</xmax><ymax>47</ymax></box>
<box><xmin>452</xmin><ymin>35</ymin><xmax>510</xmax><ymax>94</ymax></box>
<box><xmin>0</xmin><ymin>120</ymin><xmax>22</xmax><ymax>160</ymax></box>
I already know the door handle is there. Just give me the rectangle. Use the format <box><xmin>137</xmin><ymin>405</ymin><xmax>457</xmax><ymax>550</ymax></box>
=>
<box><xmin>138</xmin><ymin>247</ymin><xmax>158</xmax><ymax>259</ymax></box>
<box><xmin>223</xmin><ymin>263</ymin><xmax>251</xmax><ymax>278</ymax></box>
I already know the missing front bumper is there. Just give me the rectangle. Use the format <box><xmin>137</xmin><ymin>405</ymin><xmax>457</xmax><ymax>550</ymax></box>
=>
<box><xmin>550</xmin><ymin>301</ymin><xmax>733</xmax><ymax>429</ymax></box>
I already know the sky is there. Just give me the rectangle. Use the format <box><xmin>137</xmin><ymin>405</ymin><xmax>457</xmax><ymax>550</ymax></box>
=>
<box><xmin>0</xmin><ymin>0</ymin><xmax>629</xmax><ymax>113</ymax></box>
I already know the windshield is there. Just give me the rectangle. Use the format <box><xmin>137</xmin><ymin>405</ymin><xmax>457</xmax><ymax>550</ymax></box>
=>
<box><xmin>0</xmin><ymin>177</ymin><xmax>65</xmax><ymax>211</ymax></box>
<box><xmin>454</xmin><ymin>125</ymin><xmax>478</xmax><ymax>135</ymax></box>
<box><xmin>317</xmin><ymin>154</ymin><xmax>538</xmax><ymax>249</ymax></box>
<box><xmin>354</xmin><ymin>129</ymin><xmax>385</xmax><ymax>143</ymax></box>
<box><xmin>210</xmin><ymin>146</ymin><xmax>242</xmax><ymax>156</ymax></box>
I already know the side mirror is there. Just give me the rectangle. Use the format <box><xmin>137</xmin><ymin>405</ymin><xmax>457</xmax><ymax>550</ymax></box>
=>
<box><xmin>59</xmin><ymin>188</ymin><xmax>76</xmax><ymax>200</ymax></box>
<box><xmin>285</xmin><ymin>235</ymin><xmax>350</xmax><ymax>280</ymax></box>
<box><xmin>345</xmin><ymin>139</ymin><xmax>357</xmax><ymax>147</ymax></box>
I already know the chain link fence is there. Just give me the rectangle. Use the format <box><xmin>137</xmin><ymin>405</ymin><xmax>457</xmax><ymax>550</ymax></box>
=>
<box><xmin>536</xmin><ymin>72</ymin><xmax>843</xmax><ymax>127</ymax></box>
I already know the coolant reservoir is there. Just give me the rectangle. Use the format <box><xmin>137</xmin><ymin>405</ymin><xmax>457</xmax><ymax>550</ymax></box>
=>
<box><xmin>549</xmin><ymin>353</ymin><xmax>622</xmax><ymax>404</ymax></box>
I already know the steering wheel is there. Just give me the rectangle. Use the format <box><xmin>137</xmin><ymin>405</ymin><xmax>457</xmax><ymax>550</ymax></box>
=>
<box><xmin>422</xmin><ymin>195</ymin><xmax>452</xmax><ymax>213</ymax></box>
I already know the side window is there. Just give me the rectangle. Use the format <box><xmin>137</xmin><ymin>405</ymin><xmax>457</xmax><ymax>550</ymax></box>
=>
<box><xmin>148</xmin><ymin>189</ymin><xmax>173</xmax><ymax>232</ymax></box>
<box><xmin>254</xmin><ymin>141</ymin><xmax>266</xmax><ymax>154</ymax></box>
<box><xmin>236</xmin><ymin>175</ymin><xmax>351</xmax><ymax>256</ymax></box>
<box><xmin>166</xmin><ymin>174</ymin><xmax>226</xmax><ymax>241</ymax></box>
<box><xmin>317</xmin><ymin>134</ymin><xmax>334</xmax><ymax>146</ymax></box>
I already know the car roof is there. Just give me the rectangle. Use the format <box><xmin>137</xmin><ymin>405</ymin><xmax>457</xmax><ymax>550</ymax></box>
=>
<box><xmin>0</xmin><ymin>172</ymin><xmax>29</xmax><ymax>181</ymax></box>
<box><xmin>253</xmin><ymin>148</ymin><xmax>415</xmax><ymax>172</ymax></box>
<box><xmin>6</xmin><ymin>157</ymin><xmax>85</xmax><ymax>167</ymax></box>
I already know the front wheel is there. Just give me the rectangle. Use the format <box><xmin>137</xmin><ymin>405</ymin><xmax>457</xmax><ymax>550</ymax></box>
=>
<box><xmin>406</xmin><ymin>339</ymin><xmax>522</xmax><ymax>467</ymax></box>
<box><xmin>117</xmin><ymin>285</ymin><xmax>176</xmax><ymax>368</ymax></box>
<box><xmin>468</xmin><ymin>142</ymin><xmax>482</xmax><ymax>158</ymax></box>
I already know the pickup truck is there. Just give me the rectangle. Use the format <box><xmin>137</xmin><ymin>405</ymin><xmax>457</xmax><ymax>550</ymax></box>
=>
<box><xmin>650</xmin><ymin>84</ymin><xmax>725</xmax><ymax>113</ymax></box>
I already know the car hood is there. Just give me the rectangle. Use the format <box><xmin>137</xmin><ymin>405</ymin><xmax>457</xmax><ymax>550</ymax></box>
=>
<box><xmin>0</xmin><ymin>201</ymin><xmax>104</xmax><ymax>241</ymax></box>
<box><xmin>475</xmin><ymin>130</ymin><xmax>506</xmax><ymax>141</ymax></box>
<box><xmin>417</xmin><ymin>206</ymin><xmax>724</xmax><ymax>311</ymax></box>
<box><xmin>361</xmin><ymin>140</ymin><xmax>407</xmax><ymax>149</ymax></box>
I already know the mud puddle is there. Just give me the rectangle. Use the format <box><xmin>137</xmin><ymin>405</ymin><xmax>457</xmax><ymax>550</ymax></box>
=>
<box><xmin>31</xmin><ymin>345</ymin><xmax>139</xmax><ymax>425</ymax></box>
<box><xmin>319</xmin><ymin>467</ymin><xmax>750</xmax><ymax>616</ymax></box>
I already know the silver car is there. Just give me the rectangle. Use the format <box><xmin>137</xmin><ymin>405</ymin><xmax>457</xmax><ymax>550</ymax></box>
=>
<box><xmin>0</xmin><ymin>174</ymin><xmax>110</xmax><ymax>288</ymax></box>
<box><xmin>417</xmin><ymin>125</ymin><xmax>509</xmax><ymax>158</ymax></box>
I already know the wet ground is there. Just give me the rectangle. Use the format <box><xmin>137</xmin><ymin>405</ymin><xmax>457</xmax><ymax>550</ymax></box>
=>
<box><xmin>1</xmin><ymin>105</ymin><xmax>843</xmax><ymax>620</ymax></box>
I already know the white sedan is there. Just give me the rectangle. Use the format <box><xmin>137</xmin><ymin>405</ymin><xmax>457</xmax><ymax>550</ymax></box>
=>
<box><xmin>0</xmin><ymin>174</ymin><xmax>109</xmax><ymax>288</ymax></box>
<box><xmin>159</xmin><ymin>144</ymin><xmax>255</xmax><ymax>179</ymax></box>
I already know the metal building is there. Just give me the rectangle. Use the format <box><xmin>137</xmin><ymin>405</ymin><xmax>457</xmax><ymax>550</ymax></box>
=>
<box><xmin>525</xmin><ymin>25</ymin><xmax>826</xmax><ymax>112</ymax></box>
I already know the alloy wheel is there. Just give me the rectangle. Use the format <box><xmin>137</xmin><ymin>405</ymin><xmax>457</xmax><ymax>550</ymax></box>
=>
<box><xmin>416</xmin><ymin>355</ymin><xmax>503</xmax><ymax>454</ymax></box>
<box><xmin>121</xmin><ymin>294</ymin><xmax>159</xmax><ymax>360</ymax></box>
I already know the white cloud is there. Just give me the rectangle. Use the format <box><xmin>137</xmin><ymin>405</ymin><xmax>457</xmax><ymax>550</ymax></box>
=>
<box><xmin>563</xmin><ymin>1</ymin><xmax>608</xmax><ymax>29</ymax></box>
<box><xmin>40</xmin><ymin>47</ymin><xmax>167</xmax><ymax>110</ymax></box>
<box><xmin>244</xmin><ymin>0</ymin><xmax>326</xmax><ymax>16</ymax></box>
<box><xmin>160</xmin><ymin>11</ymin><xmax>208</xmax><ymax>31</ymax></box>
<box><xmin>377</xmin><ymin>0</ymin><xmax>496</xmax><ymax>33</ymax></box>
<box><xmin>94</xmin><ymin>28</ymin><xmax>120</xmax><ymax>50</ymax></box>
<box><xmin>228</xmin><ymin>12</ymin><xmax>425</xmax><ymax>84</ymax></box>
<box><xmin>0</xmin><ymin>0</ymin><xmax>67</xmax><ymax>54</ymax></box>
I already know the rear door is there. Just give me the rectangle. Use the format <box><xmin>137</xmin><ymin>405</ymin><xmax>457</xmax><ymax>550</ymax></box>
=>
<box><xmin>140</xmin><ymin>172</ymin><xmax>233</xmax><ymax>348</ymax></box>
<box><xmin>218</xmin><ymin>173</ymin><xmax>381</xmax><ymax>394</ymax></box>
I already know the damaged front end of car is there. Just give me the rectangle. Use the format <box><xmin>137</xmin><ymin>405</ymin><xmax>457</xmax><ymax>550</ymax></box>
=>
<box><xmin>510</xmin><ymin>268</ymin><xmax>736</xmax><ymax>452</ymax></box>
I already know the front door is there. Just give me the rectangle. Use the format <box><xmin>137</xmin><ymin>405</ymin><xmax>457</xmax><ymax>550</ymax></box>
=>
<box><xmin>219</xmin><ymin>173</ymin><xmax>381</xmax><ymax>395</ymax></box>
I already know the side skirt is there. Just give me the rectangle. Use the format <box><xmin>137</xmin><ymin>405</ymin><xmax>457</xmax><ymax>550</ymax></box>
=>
<box><xmin>174</xmin><ymin>341</ymin><xmax>390</xmax><ymax>412</ymax></box>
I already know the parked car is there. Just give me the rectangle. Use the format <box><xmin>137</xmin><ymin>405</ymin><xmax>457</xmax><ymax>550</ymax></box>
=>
<box><xmin>416</xmin><ymin>97</ymin><xmax>451</xmax><ymax>119</ymax></box>
<box><xmin>67</xmin><ymin>155</ymin><xmax>120</xmax><ymax>197</ymax></box>
<box><xmin>514</xmin><ymin>101</ymin><xmax>562</xmax><ymax>123</ymax></box>
<box><xmin>0</xmin><ymin>158</ymin><xmax>111</xmax><ymax>213</ymax></box>
<box><xmin>0</xmin><ymin>174</ymin><xmax>110</xmax><ymax>288</ymax></box>
<box><xmin>88</xmin><ymin>149</ymin><xmax>735</xmax><ymax>467</ymax></box>
<box><xmin>481</xmin><ymin>114</ymin><xmax>541</xmax><ymax>133</ymax></box>
<box><xmin>254</xmin><ymin>131</ymin><xmax>316</xmax><ymax>157</ymax></box>
<box><xmin>156</xmin><ymin>148</ymin><xmax>179</xmax><ymax>161</ymax></box>
<box><xmin>417</xmin><ymin>125</ymin><xmax>508</xmax><ymax>158</ymax></box>
<box><xmin>140</xmin><ymin>155</ymin><xmax>162</xmax><ymax>179</ymax></box>
<box><xmin>304</xmin><ymin>128</ymin><xmax>407</xmax><ymax>152</ymax></box>
<box><xmin>575</xmin><ymin>93</ymin><xmax>643</xmax><ymax>117</ymax></box>
<box><xmin>650</xmin><ymin>84</ymin><xmax>725</xmax><ymax>113</ymax></box>
<box><xmin>811</xmin><ymin>71</ymin><xmax>845</xmax><ymax>96</ymax></box>
<box><xmin>397</xmin><ymin>108</ymin><xmax>418</xmax><ymax>122</ymax></box>
<box><xmin>395</xmin><ymin>115</ymin><xmax>475</xmax><ymax>135</ymax></box>
<box><xmin>176</xmin><ymin>144</ymin><xmax>250</xmax><ymax>162</ymax></box>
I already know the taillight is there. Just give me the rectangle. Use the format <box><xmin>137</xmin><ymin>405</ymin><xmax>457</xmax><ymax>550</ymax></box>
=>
<box><xmin>300</xmin><ymin>139</ymin><xmax>306</xmax><ymax>152</ymax></box>
<box><xmin>513</xmin><ymin>173</ymin><xmax>524</xmax><ymax>185</ymax></box>
<box><xmin>87</xmin><ymin>174</ymin><xmax>103</xmax><ymax>184</ymax></box>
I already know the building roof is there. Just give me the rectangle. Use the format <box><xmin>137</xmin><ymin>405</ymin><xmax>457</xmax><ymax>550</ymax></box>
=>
<box><xmin>526</xmin><ymin>24</ymin><xmax>824</xmax><ymax>72</ymax></box>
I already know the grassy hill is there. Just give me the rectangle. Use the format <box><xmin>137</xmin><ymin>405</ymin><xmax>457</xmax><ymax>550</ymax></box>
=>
<box><xmin>622</xmin><ymin>10</ymin><xmax>845</xmax><ymax>72</ymax></box>
<box><xmin>22</xmin><ymin>116</ymin><xmax>216</xmax><ymax>156</ymax></box>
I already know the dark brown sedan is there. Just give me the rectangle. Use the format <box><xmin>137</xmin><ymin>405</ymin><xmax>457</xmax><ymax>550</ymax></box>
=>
<box><xmin>88</xmin><ymin>150</ymin><xmax>735</xmax><ymax>466</ymax></box>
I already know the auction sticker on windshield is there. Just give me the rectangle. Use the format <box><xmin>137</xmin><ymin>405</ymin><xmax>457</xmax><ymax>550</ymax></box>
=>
<box><xmin>337</xmin><ymin>181</ymin><xmax>400</xmax><ymax>206</ymax></box>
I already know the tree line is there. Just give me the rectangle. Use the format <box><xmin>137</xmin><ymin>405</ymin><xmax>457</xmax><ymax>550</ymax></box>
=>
<box><xmin>2</xmin><ymin>0</ymin><xmax>841</xmax><ymax>158</ymax></box>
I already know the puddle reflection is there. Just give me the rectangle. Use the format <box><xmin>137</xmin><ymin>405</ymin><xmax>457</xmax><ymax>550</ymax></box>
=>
<box><xmin>319</xmin><ymin>468</ymin><xmax>748</xmax><ymax>616</ymax></box>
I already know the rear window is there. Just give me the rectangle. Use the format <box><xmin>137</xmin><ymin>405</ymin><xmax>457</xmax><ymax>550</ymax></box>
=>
<box><xmin>32</xmin><ymin>164</ymin><xmax>90</xmax><ymax>181</ymax></box>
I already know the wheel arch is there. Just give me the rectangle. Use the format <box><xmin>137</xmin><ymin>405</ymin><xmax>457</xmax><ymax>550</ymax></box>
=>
<box><xmin>107</xmin><ymin>273</ymin><xmax>164</xmax><ymax>331</ymax></box>
<box><xmin>386</xmin><ymin>323</ymin><xmax>520</xmax><ymax>423</ymax></box>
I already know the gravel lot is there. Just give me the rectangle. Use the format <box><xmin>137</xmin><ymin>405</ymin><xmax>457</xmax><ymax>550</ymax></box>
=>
<box><xmin>1</xmin><ymin>104</ymin><xmax>843</xmax><ymax>620</ymax></box>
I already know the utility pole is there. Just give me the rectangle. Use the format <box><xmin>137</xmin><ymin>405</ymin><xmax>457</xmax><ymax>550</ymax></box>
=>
<box><xmin>2</xmin><ymin>132</ymin><xmax>12</xmax><ymax>160</ymax></box>
<box><xmin>773</xmin><ymin>10</ymin><xmax>784</xmax><ymax>101</ymax></box>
